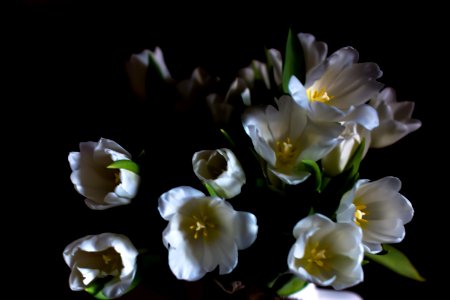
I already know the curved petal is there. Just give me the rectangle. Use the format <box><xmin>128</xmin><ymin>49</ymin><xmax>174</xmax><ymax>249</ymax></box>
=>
<box><xmin>233</xmin><ymin>211</ymin><xmax>258</xmax><ymax>249</ymax></box>
<box><xmin>158</xmin><ymin>186</ymin><xmax>205</xmax><ymax>220</ymax></box>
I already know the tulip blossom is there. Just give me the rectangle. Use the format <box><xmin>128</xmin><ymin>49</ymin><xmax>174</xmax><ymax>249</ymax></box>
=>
<box><xmin>69</xmin><ymin>138</ymin><xmax>140</xmax><ymax>210</ymax></box>
<box><xmin>243</xmin><ymin>95</ymin><xmax>342</xmax><ymax>185</ymax></box>
<box><xmin>336</xmin><ymin>177</ymin><xmax>414</xmax><ymax>254</ymax></box>
<box><xmin>288</xmin><ymin>214</ymin><xmax>364</xmax><ymax>290</ymax></box>
<box><xmin>158</xmin><ymin>186</ymin><xmax>258</xmax><ymax>281</ymax></box>
<box><xmin>63</xmin><ymin>233</ymin><xmax>138</xmax><ymax>299</ymax></box>
<box><xmin>369</xmin><ymin>87</ymin><xmax>422</xmax><ymax>148</ymax></box>
<box><xmin>126</xmin><ymin>47</ymin><xmax>172</xmax><ymax>99</ymax></box>
<box><xmin>192</xmin><ymin>148</ymin><xmax>246</xmax><ymax>199</ymax></box>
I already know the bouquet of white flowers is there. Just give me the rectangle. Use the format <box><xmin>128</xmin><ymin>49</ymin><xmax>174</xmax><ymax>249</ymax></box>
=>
<box><xmin>63</xmin><ymin>29</ymin><xmax>423</xmax><ymax>299</ymax></box>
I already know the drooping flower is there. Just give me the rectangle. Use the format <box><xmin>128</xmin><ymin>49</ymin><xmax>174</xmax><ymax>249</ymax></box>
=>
<box><xmin>289</xmin><ymin>45</ymin><xmax>382</xmax><ymax>130</ymax></box>
<box><xmin>288</xmin><ymin>214</ymin><xmax>364</xmax><ymax>290</ymax></box>
<box><xmin>192</xmin><ymin>148</ymin><xmax>246</xmax><ymax>199</ymax></box>
<box><xmin>243</xmin><ymin>95</ymin><xmax>343</xmax><ymax>185</ymax></box>
<box><xmin>126</xmin><ymin>47</ymin><xmax>172</xmax><ymax>99</ymax></box>
<box><xmin>336</xmin><ymin>177</ymin><xmax>414</xmax><ymax>254</ymax></box>
<box><xmin>69</xmin><ymin>138</ymin><xmax>140</xmax><ymax>210</ymax></box>
<box><xmin>63</xmin><ymin>233</ymin><xmax>138</xmax><ymax>299</ymax></box>
<box><xmin>158</xmin><ymin>186</ymin><xmax>258</xmax><ymax>281</ymax></box>
<box><xmin>369</xmin><ymin>87</ymin><xmax>422</xmax><ymax>148</ymax></box>
<box><xmin>321</xmin><ymin>122</ymin><xmax>370</xmax><ymax>176</ymax></box>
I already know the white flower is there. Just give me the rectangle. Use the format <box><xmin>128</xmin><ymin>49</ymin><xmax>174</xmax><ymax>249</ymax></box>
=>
<box><xmin>289</xmin><ymin>45</ymin><xmax>382</xmax><ymax>130</ymax></box>
<box><xmin>63</xmin><ymin>233</ymin><xmax>138</xmax><ymax>299</ymax></box>
<box><xmin>126</xmin><ymin>47</ymin><xmax>172</xmax><ymax>99</ymax></box>
<box><xmin>158</xmin><ymin>186</ymin><xmax>258</xmax><ymax>281</ymax></box>
<box><xmin>243</xmin><ymin>95</ymin><xmax>343</xmax><ymax>185</ymax></box>
<box><xmin>297</xmin><ymin>32</ymin><xmax>328</xmax><ymax>80</ymax></box>
<box><xmin>192</xmin><ymin>148</ymin><xmax>246</xmax><ymax>199</ymax></box>
<box><xmin>336</xmin><ymin>177</ymin><xmax>414</xmax><ymax>254</ymax></box>
<box><xmin>69</xmin><ymin>138</ymin><xmax>140</xmax><ymax>210</ymax></box>
<box><xmin>369</xmin><ymin>87</ymin><xmax>422</xmax><ymax>148</ymax></box>
<box><xmin>288</xmin><ymin>214</ymin><xmax>364</xmax><ymax>290</ymax></box>
<box><xmin>321</xmin><ymin>122</ymin><xmax>370</xmax><ymax>176</ymax></box>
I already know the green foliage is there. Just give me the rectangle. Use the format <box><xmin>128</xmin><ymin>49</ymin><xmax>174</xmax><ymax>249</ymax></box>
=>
<box><xmin>107</xmin><ymin>160</ymin><xmax>140</xmax><ymax>175</ymax></box>
<box><xmin>282</xmin><ymin>28</ymin><xmax>305</xmax><ymax>93</ymax></box>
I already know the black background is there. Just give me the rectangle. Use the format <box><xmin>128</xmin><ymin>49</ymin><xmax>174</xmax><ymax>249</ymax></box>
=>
<box><xmin>14</xmin><ymin>1</ymin><xmax>444</xmax><ymax>299</ymax></box>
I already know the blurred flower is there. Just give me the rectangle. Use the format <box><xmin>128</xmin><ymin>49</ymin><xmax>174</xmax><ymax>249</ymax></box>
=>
<box><xmin>126</xmin><ymin>47</ymin><xmax>172</xmax><ymax>99</ymax></box>
<box><xmin>158</xmin><ymin>186</ymin><xmax>258</xmax><ymax>281</ymax></box>
<box><xmin>63</xmin><ymin>233</ymin><xmax>138</xmax><ymax>299</ymax></box>
<box><xmin>69</xmin><ymin>138</ymin><xmax>140</xmax><ymax>210</ymax></box>
<box><xmin>243</xmin><ymin>95</ymin><xmax>343</xmax><ymax>185</ymax></box>
<box><xmin>288</xmin><ymin>214</ymin><xmax>364</xmax><ymax>290</ymax></box>
<box><xmin>192</xmin><ymin>148</ymin><xmax>246</xmax><ymax>199</ymax></box>
<box><xmin>369</xmin><ymin>87</ymin><xmax>422</xmax><ymax>148</ymax></box>
<box><xmin>336</xmin><ymin>176</ymin><xmax>414</xmax><ymax>254</ymax></box>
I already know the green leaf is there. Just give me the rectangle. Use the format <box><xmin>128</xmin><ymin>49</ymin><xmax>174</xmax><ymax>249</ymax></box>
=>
<box><xmin>276</xmin><ymin>276</ymin><xmax>307</xmax><ymax>297</ymax></box>
<box><xmin>85</xmin><ymin>277</ymin><xmax>111</xmax><ymax>299</ymax></box>
<box><xmin>300</xmin><ymin>160</ymin><xmax>322</xmax><ymax>192</ymax></box>
<box><xmin>346</xmin><ymin>139</ymin><xmax>365</xmax><ymax>179</ymax></box>
<box><xmin>282</xmin><ymin>28</ymin><xmax>305</xmax><ymax>93</ymax></box>
<box><xmin>204</xmin><ymin>182</ymin><xmax>218</xmax><ymax>197</ymax></box>
<box><xmin>107</xmin><ymin>160</ymin><xmax>140</xmax><ymax>175</ymax></box>
<box><xmin>220</xmin><ymin>128</ymin><xmax>236</xmax><ymax>148</ymax></box>
<box><xmin>365</xmin><ymin>244</ymin><xmax>425</xmax><ymax>282</ymax></box>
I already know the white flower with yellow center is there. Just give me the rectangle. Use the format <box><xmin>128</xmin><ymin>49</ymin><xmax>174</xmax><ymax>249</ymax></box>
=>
<box><xmin>289</xmin><ymin>45</ymin><xmax>382</xmax><ymax>130</ymax></box>
<box><xmin>336</xmin><ymin>177</ymin><xmax>414</xmax><ymax>254</ymax></box>
<box><xmin>192</xmin><ymin>148</ymin><xmax>246</xmax><ymax>199</ymax></box>
<box><xmin>158</xmin><ymin>186</ymin><xmax>258</xmax><ymax>281</ymax></box>
<box><xmin>369</xmin><ymin>87</ymin><xmax>422</xmax><ymax>148</ymax></box>
<box><xmin>63</xmin><ymin>233</ymin><xmax>138</xmax><ymax>299</ymax></box>
<box><xmin>288</xmin><ymin>214</ymin><xmax>364</xmax><ymax>290</ymax></box>
<box><xmin>69</xmin><ymin>138</ymin><xmax>140</xmax><ymax>210</ymax></box>
<box><xmin>243</xmin><ymin>95</ymin><xmax>343</xmax><ymax>185</ymax></box>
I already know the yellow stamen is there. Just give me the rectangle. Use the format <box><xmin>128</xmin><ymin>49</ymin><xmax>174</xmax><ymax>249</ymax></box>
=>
<box><xmin>114</xmin><ymin>171</ymin><xmax>121</xmax><ymax>184</ymax></box>
<box><xmin>102</xmin><ymin>254</ymin><xmax>112</xmax><ymax>265</ymax></box>
<box><xmin>354</xmin><ymin>204</ymin><xmax>368</xmax><ymax>227</ymax></box>
<box><xmin>189</xmin><ymin>215</ymin><xmax>215</xmax><ymax>240</ymax></box>
<box><xmin>306</xmin><ymin>88</ymin><xmax>333</xmax><ymax>103</ymax></box>
<box><xmin>307</xmin><ymin>246</ymin><xmax>327</xmax><ymax>267</ymax></box>
<box><xmin>276</xmin><ymin>137</ymin><xmax>296</xmax><ymax>166</ymax></box>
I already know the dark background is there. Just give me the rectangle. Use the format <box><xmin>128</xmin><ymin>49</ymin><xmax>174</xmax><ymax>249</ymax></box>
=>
<box><xmin>14</xmin><ymin>2</ymin><xmax>444</xmax><ymax>299</ymax></box>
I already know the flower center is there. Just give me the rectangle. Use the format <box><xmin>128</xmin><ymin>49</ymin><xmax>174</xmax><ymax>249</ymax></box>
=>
<box><xmin>189</xmin><ymin>215</ymin><xmax>215</xmax><ymax>239</ymax></box>
<box><xmin>354</xmin><ymin>203</ymin><xmax>368</xmax><ymax>227</ymax></box>
<box><xmin>114</xmin><ymin>171</ymin><xmax>121</xmax><ymax>184</ymax></box>
<box><xmin>306</xmin><ymin>88</ymin><xmax>333</xmax><ymax>103</ymax></box>
<box><xmin>275</xmin><ymin>137</ymin><xmax>296</xmax><ymax>166</ymax></box>
<box><xmin>307</xmin><ymin>246</ymin><xmax>327</xmax><ymax>267</ymax></box>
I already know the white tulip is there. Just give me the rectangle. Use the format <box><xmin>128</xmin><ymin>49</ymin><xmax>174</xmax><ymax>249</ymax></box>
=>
<box><xmin>158</xmin><ymin>186</ymin><xmax>258</xmax><ymax>281</ymax></box>
<box><xmin>321</xmin><ymin>122</ymin><xmax>370</xmax><ymax>176</ymax></box>
<box><xmin>69</xmin><ymin>138</ymin><xmax>140</xmax><ymax>210</ymax></box>
<box><xmin>243</xmin><ymin>95</ymin><xmax>343</xmax><ymax>185</ymax></box>
<box><xmin>336</xmin><ymin>177</ymin><xmax>414</xmax><ymax>254</ymax></box>
<box><xmin>288</xmin><ymin>214</ymin><xmax>364</xmax><ymax>290</ymax></box>
<box><xmin>126</xmin><ymin>47</ymin><xmax>172</xmax><ymax>99</ymax></box>
<box><xmin>369</xmin><ymin>87</ymin><xmax>422</xmax><ymax>148</ymax></box>
<box><xmin>192</xmin><ymin>148</ymin><xmax>246</xmax><ymax>199</ymax></box>
<box><xmin>63</xmin><ymin>233</ymin><xmax>138</xmax><ymax>299</ymax></box>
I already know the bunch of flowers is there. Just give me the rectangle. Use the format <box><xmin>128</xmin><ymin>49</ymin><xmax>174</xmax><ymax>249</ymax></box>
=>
<box><xmin>63</xmin><ymin>30</ymin><xmax>423</xmax><ymax>299</ymax></box>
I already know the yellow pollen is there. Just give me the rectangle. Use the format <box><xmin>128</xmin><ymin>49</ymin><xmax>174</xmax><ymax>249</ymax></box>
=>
<box><xmin>307</xmin><ymin>247</ymin><xmax>327</xmax><ymax>267</ymax></box>
<box><xmin>354</xmin><ymin>204</ymin><xmax>368</xmax><ymax>227</ymax></box>
<box><xmin>276</xmin><ymin>137</ymin><xmax>296</xmax><ymax>166</ymax></box>
<box><xmin>102</xmin><ymin>254</ymin><xmax>112</xmax><ymax>265</ymax></box>
<box><xmin>306</xmin><ymin>88</ymin><xmax>333</xmax><ymax>103</ymax></box>
<box><xmin>114</xmin><ymin>171</ymin><xmax>121</xmax><ymax>184</ymax></box>
<box><xmin>189</xmin><ymin>215</ymin><xmax>215</xmax><ymax>239</ymax></box>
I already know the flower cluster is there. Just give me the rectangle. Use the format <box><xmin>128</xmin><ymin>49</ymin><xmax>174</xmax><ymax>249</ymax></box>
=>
<box><xmin>63</xmin><ymin>30</ymin><xmax>422</xmax><ymax>299</ymax></box>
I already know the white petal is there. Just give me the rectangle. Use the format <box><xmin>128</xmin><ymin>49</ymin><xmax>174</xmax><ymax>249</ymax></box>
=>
<box><xmin>68</xmin><ymin>152</ymin><xmax>81</xmax><ymax>171</ymax></box>
<box><xmin>288</xmin><ymin>76</ymin><xmax>309</xmax><ymax>110</ymax></box>
<box><xmin>158</xmin><ymin>186</ymin><xmax>205</xmax><ymax>220</ymax></box>
<box><xmin>168</xmin><ymin>243</ymin><xmax>205</xmax><ymax>281</ymax></box>
<box><xmin>233</xmin><ymin>211</ymin><xmax>258</xmax><ymax>249</ymax></box>
<box><xmin>298</xmin><ymin>32</ymin><xmax>328</xmax><ymax>74</ymax></box>
<box><xmin>269</xmin><ymin>168</ymin><xmax>311</xmax><ymax>185</ymax></box>
<box><xmin>342</xmin><ymin>105</ymin><xmax>379</xmax><ymax>130</ymax></box>
<box><xmin>115</xmin><ymin>169</ymin><xmax>140</xmax><ymax>199</ymax></box>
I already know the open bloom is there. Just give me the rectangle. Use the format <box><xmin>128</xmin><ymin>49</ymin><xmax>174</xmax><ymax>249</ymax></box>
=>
<box><xmin>69</xmin><ymin>138</ymin><xmax>140</xmax><ymax>210</ymax></box>
<box><xmin>336</xmin><ymin>177</ymin><xmax>414</xmax><ymax>253</ymax></box>
<box><xmin>289</xmin><ymin>45</ymin><xmax>382</xmax><ymax>130</ymax></box>
<box><xmin>288</xmin><ymin>214</ymin><xmax>364</xmax><ymax>290</ymax></box>
<box><xmin>63</xmin><ymin>233</ymin><xmax>138</xmax><ymax>299</ymax></box>
<box><xmin>369</xmin><ymin>87</ymin><xmax>422</xmax><ymax>148</ymax></box>
<box><xmin>158</xmin><ymin>186</ymin><xmax>258</xmax><ymax>281</ymax></box>
<box><xmin>243</xmin><ymin>95</ymin><xmax>342</xmax><ymax>185</ymax></box>
<box><xmin>192</xmin><ymin>148</ymin><xmax>246</xmax><ymax>199</ymax></box>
